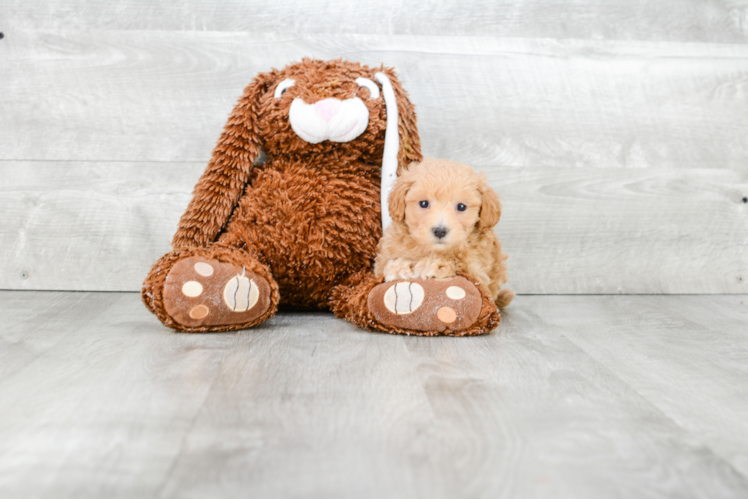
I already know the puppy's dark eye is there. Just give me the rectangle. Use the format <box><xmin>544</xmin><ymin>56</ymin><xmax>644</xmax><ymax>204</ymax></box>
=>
<box><xmin>456</xmin><ymin>203</ymin><xmax>467</xmax><ymax>212</ymax></box>
<box><xmin>419</xmin><ymin>200</ymin><xmax>429</xmax><ymax>209</ymax></box>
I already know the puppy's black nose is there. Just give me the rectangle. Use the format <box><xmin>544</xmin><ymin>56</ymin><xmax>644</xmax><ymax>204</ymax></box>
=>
<box><xmin>432</xmin><ymin>226</ymin><xmax>448</xmax><ymax>239</ymax></box>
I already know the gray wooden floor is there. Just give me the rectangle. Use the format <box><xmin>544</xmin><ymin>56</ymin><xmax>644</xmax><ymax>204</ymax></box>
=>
<box><xmin>1</xmin><ymin>291</ymin><xmax>747</xmax><ymax>497</ymax></box>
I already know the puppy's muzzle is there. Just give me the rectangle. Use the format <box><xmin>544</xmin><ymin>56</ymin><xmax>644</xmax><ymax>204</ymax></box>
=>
<box><xmin>432</xmin><ymin>226</ymin><xmax>448</xmax><ymax>239</ymax></box>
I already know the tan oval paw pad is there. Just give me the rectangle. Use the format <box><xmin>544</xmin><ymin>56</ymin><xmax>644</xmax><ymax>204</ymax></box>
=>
<box><xmin>194</xmin><ymin>262</ymin><xmax>214</xmax><ymax>277</ymax></box>
<box><xmin>437</xmin><ymin>306</ymin><xmax>457</xmax><ymax>323</ymax></box>
<box><xmin>223</xmin><ymin>273</ymin><xmax>260</xmax><ymax>312</ymax></box>
<box><xmin>189</xmin><ymin>305</ymin><xmax>209</xmax><ymax>319</ymax></box>
<box><xmin>182</xmin><ymin>281</ymin><xmax>203</xmax><ymax>297</ymax></box>
<box><xmin>383</xmin><ymin>282</ymin><xmax>424</xmax><ymax>314</ymax></box>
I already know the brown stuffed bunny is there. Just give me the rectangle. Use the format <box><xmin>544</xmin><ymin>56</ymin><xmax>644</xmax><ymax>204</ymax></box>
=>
<box><xmin>142</xmin><ymin>58</ymin><xmax>500</xmax><ymax>336</ymax></box>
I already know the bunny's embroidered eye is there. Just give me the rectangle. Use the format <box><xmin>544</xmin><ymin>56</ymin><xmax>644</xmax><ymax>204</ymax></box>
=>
<box><xmin>419</xmin><ymin>200</ymin><xmax>429</xmax><ymax>209</ymax></box>
<box><xmin>274</xmin><ymin>78</ymin><xmax>295</xmax><ymax>98</ymax></box>
<box><xmin>355</xmin><ymin>77</ymin><xmax>380</xmax><ymax>99</ymax></box>
<box><xmin>456</xmin><ymin>203</ymin><xmax>467</xmax><ymax>212</ymax></box>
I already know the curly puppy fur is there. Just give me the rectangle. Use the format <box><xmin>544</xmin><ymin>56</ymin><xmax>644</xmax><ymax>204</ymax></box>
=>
<box><xmin>374</xmin><ymin>158</ymin><xmax>515</xmax><ymax>308</ymax></box>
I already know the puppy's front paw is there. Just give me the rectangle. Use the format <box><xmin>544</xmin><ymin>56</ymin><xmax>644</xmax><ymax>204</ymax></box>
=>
<box><xmin>413</xmin><ymin>258</ymin><xmax>455</xmax><ymax>280</ymax></box>
<box><xmin>383</xmin><ymin>258</ymin><xmax>416</xmax><ymax>282</ymax></box>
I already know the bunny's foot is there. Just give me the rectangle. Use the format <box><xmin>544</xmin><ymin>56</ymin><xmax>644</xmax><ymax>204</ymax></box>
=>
<box><xmin>331</xmin><ymin>272</ymin><xmax>500</xmax><ymax>336</ymax></box>
<box><xmin>142</xmin><ymin>247</ymin><xmax>279</xmax><ymax>332</ymax></box>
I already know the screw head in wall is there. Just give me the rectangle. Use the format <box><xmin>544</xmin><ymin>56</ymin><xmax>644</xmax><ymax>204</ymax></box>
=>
<box><xmin>20</xmin><ymin>271</ymin><xmax>28</xmax><ymax>280</ymax></box>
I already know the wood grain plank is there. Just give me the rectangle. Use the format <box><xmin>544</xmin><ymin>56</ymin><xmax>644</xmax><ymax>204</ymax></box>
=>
<box><xmin>1</xmin><ymin>291</ymin><xmax>748</xmax><ymax>496</ymax></box>
<box><xmin>2</xmin><ymin>31</ymin><xmax>748</xmax><ymax>170</ymax></box>
<box><xmin>393</xmin><ymin>299</ymin><xmax>748</xmax><ymax>497</ymax></box>
<box><xmin>2</xmin><ymin>161</ymin><xmax>745</xmax><ymax>294</ymax></box>
<box><xmin>495</xmin><ymin>166</ymin><xmax>748</xmax><ymax>294</ymax></box>
<box><xmin>3</xmin><ymin>0</ymin><xmax>748</xmax><ymax>43</ymax></box>
<box><xmin>158</xmin><ymin>304</ymin><xmax>748</xmax><ymax>497</ymax></box>
<box><xmin>0</xmin><ymin>291</ymin><xmax>242</xmax><ymax>497</ymax></box>
<box><xmin>0</xmin><ymin>291</ymin><xmax>120</xmax><ymax>381</ymax></box>
<box><xmin>0</xmin><ymin>161</ymin><xmax>200</xmax><ymax>291</ymax></box>
<box><xmin>528</xmin><ymin>294</ymin><xmax>748</xmax><ymax>478</ymax></box>
<box><xmin>158</xmin><ymin>313</ymin><xmax>439</xmax><ymax>497</ymax></box>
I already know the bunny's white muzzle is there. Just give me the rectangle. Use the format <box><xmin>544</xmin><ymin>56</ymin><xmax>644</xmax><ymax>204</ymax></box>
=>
<box><xmin>289</xmin><ymin>97</ymin><xmax>369</xmax><ymax>144</ymax></box>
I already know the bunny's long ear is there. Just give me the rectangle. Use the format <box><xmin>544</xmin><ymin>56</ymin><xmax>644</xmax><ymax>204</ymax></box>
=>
<box><xmin>172</xmin><ymin>73</ymin><xmax>273</xmax><ymax>250</ymax></box>
<box><xmin>375</xmin><ymin>68</ymin><xmax>422</xmax><ymax>232</ymax></box>
<box><xmin>382</xmin><ymin>68</ymin><xmax>422</xmax><ymax>171</ymax></box>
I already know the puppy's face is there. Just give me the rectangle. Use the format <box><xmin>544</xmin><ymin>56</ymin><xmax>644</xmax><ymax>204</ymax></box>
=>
<box><xmin>400</xmin><ymin>162</ymin><xmax>487</xmax><ymax>251</ymax></box>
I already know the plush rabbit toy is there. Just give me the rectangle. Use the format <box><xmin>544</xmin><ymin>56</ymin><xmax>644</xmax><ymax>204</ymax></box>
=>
<box><xmin>142</xmin><ymin>59</ymin><xmax>500</xmax><ymax>336</ymax></box>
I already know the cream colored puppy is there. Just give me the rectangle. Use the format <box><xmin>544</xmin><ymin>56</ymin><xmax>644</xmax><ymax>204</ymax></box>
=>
<box><xmin>374</xmin><ymin>158</ymin><xmax>514</xmax><ymax>308</ymax></box>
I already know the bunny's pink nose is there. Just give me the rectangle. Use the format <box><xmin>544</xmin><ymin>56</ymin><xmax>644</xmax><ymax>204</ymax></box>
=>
<box><xmin>314</xmin><ymin>98</ymin><xmax>342</xmax><ymax>122</ymax></box>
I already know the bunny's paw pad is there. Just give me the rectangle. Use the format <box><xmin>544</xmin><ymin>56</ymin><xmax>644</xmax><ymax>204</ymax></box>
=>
<box><xmin>163</xmin><ymin>257</ymin><xmax>271</xmax><ymax>328</ymax></box>
<box><xmin>368</xmin><ymin>276</ymin><xmax>482</xmax><ymax>334</ymax></box>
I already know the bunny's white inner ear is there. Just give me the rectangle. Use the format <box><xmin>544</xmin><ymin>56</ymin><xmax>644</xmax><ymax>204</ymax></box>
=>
<box><xmin>355</xmin><ymin>77</ymin><xmax>380</xmax><ymax>99</ymax></box>
<box><xmin>375</xmin><ymin>72</ymin><xmax>399</xmax><ymax>232</ymax></box>
<box><xmin>274</xmin><ymin>79</ymin><xmax>295</xmax><ymax>98</ymax></box>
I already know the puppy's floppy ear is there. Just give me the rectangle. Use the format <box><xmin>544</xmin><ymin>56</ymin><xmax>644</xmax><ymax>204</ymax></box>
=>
<box><xmin>388</xmin><ymin>164</ymin><xmax>417</xmax><ymax>223</ymax></box>
<box><xmin>172</xmin><ymin>71</ymin><xmax>276</xmax><ymax>250</ymax></box>
<box><xmin>478</xmin><ymin>176</ymin><xmax>502</xmax><ymax>230</ymax></box>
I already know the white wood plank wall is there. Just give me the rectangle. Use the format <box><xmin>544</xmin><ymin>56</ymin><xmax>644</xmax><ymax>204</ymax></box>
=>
<box><xmin>1</xmin><ymin>1</ymin><xmax>747</xmax><ymax>293</ymax></box>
